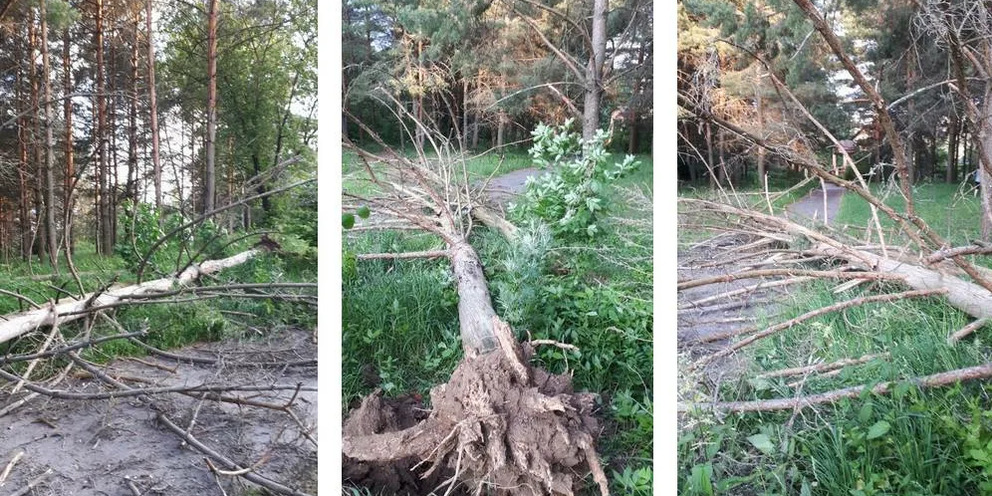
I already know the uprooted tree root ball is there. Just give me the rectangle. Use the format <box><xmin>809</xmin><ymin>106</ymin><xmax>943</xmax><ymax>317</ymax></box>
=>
<box><xmin>343</xmin><ymin>319</ymin><xmax>609</xmax><ymax>496</ymax></box>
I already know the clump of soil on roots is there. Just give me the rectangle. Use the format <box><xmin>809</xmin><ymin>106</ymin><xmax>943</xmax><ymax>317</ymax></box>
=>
<box><xmin>343</xmin><ymin>320</ymin><xmax>609</xmax><ymax>496</ymax></box>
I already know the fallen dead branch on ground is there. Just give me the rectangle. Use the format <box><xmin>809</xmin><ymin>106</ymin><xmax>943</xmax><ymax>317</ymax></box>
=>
<box><xmin>0</xmin><ymin>249</ymin><xmax>261</xmax><ymax>346</ymax></box>
<box><xmin>681</xmin><ymin>361</ymin><xmax>992</xmax><ymax>413</ymax></box>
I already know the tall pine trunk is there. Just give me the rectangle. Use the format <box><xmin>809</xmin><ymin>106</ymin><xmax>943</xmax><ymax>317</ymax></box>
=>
<box><xmin>204</xmin><ymin>0</ymin><xmax>219</xmax><ymax>214</ymax></box>
<box><xmin>581</xmin><ymin>0</ymin><xmax>607</xmax><ymax>142</ymax></box>
<box><xmin>147</xmin><ymin>0</ymin><xmax>162</xmax><ymax>212</ymax></box>
<box><xmin>29</xmin><ymin>19</ymin><xmax>46</xmax><ymax>263</ymax></box>
<box><xmin>128</xmin><ymin>15</ymin><xmax>139</xmax><ymax>204</ymax></box>
<box><xmin>40</xmin><ymin>0</ymin><xmax>58</xmax><ymax>271</ymax></box>
<box><xmin>63</xmin><ymin>27</ymin><xmax>75</xmax><ymax>256</ymax></box>
<box><xmin>95</xmin><ymin>0</ymin><xmax>110</xmax><ymax>254</ymax></box>
<box><xmin>17</xmin><ymin>45</ymin><xmax>30</xmax><ymax>261</ymax></box>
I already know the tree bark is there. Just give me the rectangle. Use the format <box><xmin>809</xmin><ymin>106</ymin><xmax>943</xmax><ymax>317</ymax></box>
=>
<box><xmin>496</xmin><ymin>110</ymin><xmax>506</xmax><ymax>152</ymax></box>
<box><xmin>449</xmin><ymin>241</ymin><xmax>498</xmax><ymax>355</ymax></box>
<box><xmin>39</xmin><ymin>0</ymin><xmax>58</xmax><ymax>271</ymax></box>
<box><xmin>0</xmin><ymin>250</ymin><xmax>262</xmax><ymax>346</ymax></box>
<box><xmin>29</xmin><ymin>19</ymin><xmax>46</xmax><ymax>263</ymax></box>
<box><xmin>17</xmin><ymin>39</ymin><xmax>31</xmax><ymax>261</ymax></box>
<box><xmin>204</xmin><ymin>0</ymin><xmax>219</xmax><ymax>214</ymax></box>
<box><xmin>462</xmin><ymin>79</ymin><xmax>470</xmax><ymax>149</ymax></box>
<box><xmin>706</xmin><ymin>122</ymin><xmax>716</xmax><ymax>187</ymax></box>
<box><xmin>63</xmin><ymin>27</ymin><xmax>75</xmax><ymax>256</ymax></box>
<box><xmin>948</xmin><ymin>111</ymin><xmax>959</xmax><ymax>183</ymax></box>
<box><xmin>95</xmin><ymin>0</ymin><xmax>110</xmax><ymax>254</ymax></box>
<box><xmin>147</xmin><ymin>0</ymin><xmax>162</xmax><ymax>211</ymax></box>
<box><xmin>128</xmin><ymin>15</ymin><xmax>140</xmax><ymax>204</ymax></box>
<box><xmin>582</xmin><ymin>0</ymin><xmax>607</xmax><ymax>142</ymax></box>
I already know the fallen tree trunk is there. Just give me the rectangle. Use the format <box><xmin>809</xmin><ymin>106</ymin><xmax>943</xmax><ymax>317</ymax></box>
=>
<box><xmin>684</xmin><ymin>198</ymin><xmax>992</xmax><ymax>322</ymax></box>
<box><xmin>0</xmin><ymin>249</ymin><xmax>260</xmax><ymax>346</ymax></box>
<box><xmin>812</xmin><ymin>244</ymin><xmax>992</xmax><ymax>321</ymax></box>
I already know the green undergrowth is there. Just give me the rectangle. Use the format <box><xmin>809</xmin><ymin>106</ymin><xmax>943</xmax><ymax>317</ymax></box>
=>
<box><xmin>342</xmin><ymin>148</ymin><xmax>653</xmax><ymax>494</ymax></box>
<box><xmin>679</xmin><ymin>278</ymin><xmax>992</xmax><ymax>495</ymax></box>
<box><xmin>1</xmin><ymin>205</ymin><xmax>316</xmax><ymax>372</ymax></box>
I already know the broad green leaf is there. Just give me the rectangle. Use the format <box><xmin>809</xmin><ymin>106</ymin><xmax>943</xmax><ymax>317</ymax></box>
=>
<box><xmin>747</xmin><ymin>433</ymin><xmax>776</xmax><ymax>455</ymax></box>
<box><xmin>866</xmin><ymin>420</ymin><xmax>890</xmax><ymax>440</ymax></box>
<box><xmin>689</xmin><ymin>463</ymin><xmax>714</xmax><ymax>496</ymax></box>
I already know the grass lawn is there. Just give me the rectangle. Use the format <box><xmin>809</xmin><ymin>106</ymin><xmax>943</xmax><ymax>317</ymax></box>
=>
<box><xmin>834</xmin><ymin>182</ymin><xmax>983</xmax><ymax>247</ymax></box>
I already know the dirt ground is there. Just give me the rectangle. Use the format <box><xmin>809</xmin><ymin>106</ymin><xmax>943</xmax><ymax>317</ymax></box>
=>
<box><xmin>0</xmin><ymin>327</ymin><xmax>316</xmax><ymax>496</ymax></box>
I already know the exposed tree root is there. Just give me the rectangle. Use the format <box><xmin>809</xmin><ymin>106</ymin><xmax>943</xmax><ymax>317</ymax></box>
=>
<box><xmin>343</xmin><ymin>317</ymin><xmax>607</xmax><ymax>496</ymax></box>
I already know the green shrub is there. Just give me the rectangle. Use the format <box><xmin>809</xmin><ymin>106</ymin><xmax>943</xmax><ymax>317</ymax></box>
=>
<box><xmin>511</xmin><ymin>121</ymin><xmax>639</xmax><ymax>240</ymax></box>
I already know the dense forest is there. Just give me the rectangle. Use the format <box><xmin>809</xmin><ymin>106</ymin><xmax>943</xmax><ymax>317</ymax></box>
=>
<box><xmin>0</xmin><ymin>0</ymin><xmax>317</xmax><ymax>267</ymax></box>
<box><xmin>0</xmin><ymin>2</ymin><xmax>318</xmax><ymax>494</ymax></box>
<box><xmin>679</xmin><ymin>0</ymin><xmax>989</xmax><ymax>193</ymax></box>
<box><xmin>343</xmin><ymin>0</ymin><xmax>654</xmax><ymax>155</ymax></box>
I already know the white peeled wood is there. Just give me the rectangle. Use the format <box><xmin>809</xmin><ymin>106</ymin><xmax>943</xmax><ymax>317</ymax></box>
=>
<box><xmin>0</xmin><ymin>249</ymin><xmax>259</xmax><ymax>345</ymax></box>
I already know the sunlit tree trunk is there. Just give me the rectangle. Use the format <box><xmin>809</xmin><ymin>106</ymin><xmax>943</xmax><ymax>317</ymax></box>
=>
<box><xmin>147</xmin><ymin>0</ymin><xmax>162</xmax><ymax>212</ymax></box>
<box><xmin>204</xmin><ymin>0</ymin><xmax>219</xmax><ymax>214</ymax></box>
<box><xmin>582</xmin><ymin>0</ymin><xmax>607</xmax><ymax>141</ymax></box>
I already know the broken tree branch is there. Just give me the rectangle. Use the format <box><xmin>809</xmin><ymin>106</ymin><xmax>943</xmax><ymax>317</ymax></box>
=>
<box><xmin>681</xmin><ymin>360</ymin><xmax>992</xmax><ymax>413</ymax></box>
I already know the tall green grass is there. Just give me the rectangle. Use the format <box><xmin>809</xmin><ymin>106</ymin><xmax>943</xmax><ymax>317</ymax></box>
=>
<box><xmin>680</xmin><ymin>277</ymin><xmax>992</xmax><ymax>495</ymax></box>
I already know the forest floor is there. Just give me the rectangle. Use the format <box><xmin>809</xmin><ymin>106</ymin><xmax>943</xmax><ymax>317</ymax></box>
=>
<box><xmin>0</xmin><ymin>326</ymin><xmax>317</xmax><ymax>496</ymax></box>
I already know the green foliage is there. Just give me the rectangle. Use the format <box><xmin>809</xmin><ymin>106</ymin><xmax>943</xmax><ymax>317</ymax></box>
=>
<box><xmin>511</xmin><ymin>121</ymin><xmax>639</xmax><ymax>240</ymax></box>
<box><xmin>612</xmin><ymin>465</ymin><xmax>653</xmax><ymax>495</ymax></box>
<box><xmin>492</xmin><ymin>222</ymin><xmax>552</xmax><ymax>326</ymax></box>
<box><xmin>115</xmin><ymin>201</ymin><xmax>231</xmax><ymax>276</ymax></box>
<box><xmin>342</xmin><ymin>230</ymin><xmax>461</xmax><ymax>403</ymax></box>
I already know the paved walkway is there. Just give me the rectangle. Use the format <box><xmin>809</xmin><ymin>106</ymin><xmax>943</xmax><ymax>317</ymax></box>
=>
<box><xmin>483</xmin><ymin>167</ymin><xmax>543</xmax><ymax>207</ymax></box>
<box><xmin>786</xmin><ymin>183</ymin><xmax>846</xmax><ymax>224</ymax></box>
